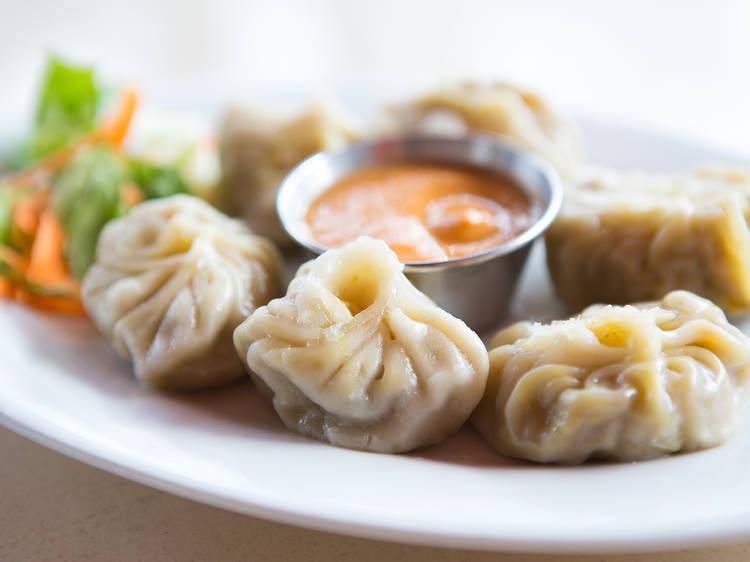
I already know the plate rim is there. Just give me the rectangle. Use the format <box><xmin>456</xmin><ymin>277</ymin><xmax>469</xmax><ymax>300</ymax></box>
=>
<box><xmin>4</xmin><ymin>399</ymin><xmax>750</xmax><ymax>555</ymax></box>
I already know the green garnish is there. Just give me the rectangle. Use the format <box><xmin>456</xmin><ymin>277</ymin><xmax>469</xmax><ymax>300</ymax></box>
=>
<box><xmin>27</xmin><ymin>56</ymin><xmax>100</xmax><ymax>162</ymax></box>
<box><xmin>129</xmin><ymin>159</ymin><xmax>189</xmax><ymax>199</ymax></box>
<box><xmin>52</xmin><ymin>146</ymin><xmax>129</xmax><ymax>278</ymax></box>
<box><xmin>0</xmin><ymin>185</ymin><xmax>15</xmax><ymax>247</ymax></box>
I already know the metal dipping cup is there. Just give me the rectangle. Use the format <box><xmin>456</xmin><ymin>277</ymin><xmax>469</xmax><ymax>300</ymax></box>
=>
<box><xmin>276</xmin><ymin>134</ymin><xmax>563</xmax><ymax>332</ymax></box>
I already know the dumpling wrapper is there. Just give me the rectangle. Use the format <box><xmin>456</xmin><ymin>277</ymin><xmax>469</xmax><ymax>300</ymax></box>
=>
<box><xmin>233</xmin><ymin>237</ymin><xmax>489</xmax><ymax>453</ymax></box>
<box><xmin>82</xmin><ymin>194</ymin><xmax>283</xmax><ymax>391</ymax></box>
<box><xmin>219</xmin><ymin>100</ymin><xmax>360</xmax><ymax>246</ymax></box>
<box><xmin>379</xmin><ymin>82</ymin><xmax>582</xmax><ymax>178</ymax></box>
<box><xmin>546</xmin><ymin>166</ymin><xmax>750</xmax><ymax>313</ymax></box>
<box><xmin>472</xmin><ymin>290</ymin><xmax>750</xmax><ymax>463</ymax></box>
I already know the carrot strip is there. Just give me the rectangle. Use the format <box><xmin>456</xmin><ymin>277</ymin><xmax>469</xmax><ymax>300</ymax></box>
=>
<box><xmin>0</xmin><ymin>277</ymin><xmax>13</xmax><ymax>299</ymax></box>
<box><xmin>11</xmin><ymin>207</ymin><xmax>84</xmax><ymax>314</ymax></box>
<box><xmin>12</xmin><ymin>197</ymin><xmax>40</xmax><ymax>238</ymax></box>
<box><xmin>0</xmin><ymin>245</ymin><xmax>28</xmax><ymax>272</ymax></box>
<box><xmin>26</xmin><ymin>208</ymin><xmax>69</xmax><ymax>285</ymax></box>
<box><xmin>100</xmin><ymin>89</ymin><xmax>139</xmax><ymax>146</ymax></box>
<box><xmin>14</xmin><ymin>286</ymin><xmax>85</xmax><ymax>315</ymax></box>
<box><xmin>11</xmin><ymin>191</ymin><xmax>49</xmax><ymax>253</ymax></box>
<box><xmin>121</xmin><ymin>181</ymin><xmax>145</xmax><ymax>207</ymax></box>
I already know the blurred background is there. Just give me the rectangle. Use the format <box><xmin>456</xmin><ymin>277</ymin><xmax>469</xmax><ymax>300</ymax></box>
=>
<box><xmin>1</xmin><ymin>0</ymin><xmax>749</xmax><ymax>155</ymax></box>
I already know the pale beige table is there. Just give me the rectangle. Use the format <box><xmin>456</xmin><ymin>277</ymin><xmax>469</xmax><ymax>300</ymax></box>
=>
<box><xmin>1</xmin><ymin>426</ymin><xmax>747</xmax><ymax>561</ymax></box>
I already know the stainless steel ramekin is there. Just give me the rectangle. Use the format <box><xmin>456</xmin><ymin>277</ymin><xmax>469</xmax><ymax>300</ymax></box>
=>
<box><xmin>276</xmin><ymin>134</ymin><xmax>563</xmax><ymax>332</ymax></box>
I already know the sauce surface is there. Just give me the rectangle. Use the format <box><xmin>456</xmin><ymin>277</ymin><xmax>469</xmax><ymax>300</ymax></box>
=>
<box><xmin>306</xmin><ymin>162</ymin><xmax>534</xmax><ymax>262</ymax></box>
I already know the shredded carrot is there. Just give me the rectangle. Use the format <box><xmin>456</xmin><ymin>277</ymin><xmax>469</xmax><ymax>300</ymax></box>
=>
<box><xmin>10</xmin><ymin>191</ymin><xmax>48</xmax><ymax>253</ymax></box>
<box><xmin>100</xmin><ymin>89</ymin><xmax>139</xmax><ymax>147</ymax></box>
<box><xmin>0</xmin><ymin>245</ymin><xmax>28</xmax><ymax>273</ymax></box>
<box><xmin>121</xmin><ymin>181</ymin><xmax>145</xmax><ymax>207</ymax></box>
<box><xmin>26</xmin><ymin>208</ymin><xmax>69</xmax><ymax>285</ymax></box>
<box><xmin>12</xmin><ymin>196</ymin><xmax>40</xmax><ymax>239</ymax></box>
<box><xmin>0</xmin><ymin>277</ymin><xmax>13</xmax><ymax>299</ymax></box>
<box><xmin>1</xmin><ymin>207</ymin><xmax>81</xmax><ymax>313</ymax></box>
<box><xmin>14</xmin><ymin>285</ymin><xmax>85</xmax><ymax>315</ymax></box>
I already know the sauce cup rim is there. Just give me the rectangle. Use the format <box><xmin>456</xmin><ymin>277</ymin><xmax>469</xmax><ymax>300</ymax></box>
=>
<box><xmin>276</xmin><ymin>133</ymin><xmax>564</xmax><ymax>271</ymax></box>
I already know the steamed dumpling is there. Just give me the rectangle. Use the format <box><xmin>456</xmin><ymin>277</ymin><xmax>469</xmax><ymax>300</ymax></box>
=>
<box><xmin>233</xmin><ymin>237</ymin><xmax>489</xmax><ymax>453</ymax></box>
<box><xmin>82</xmin><ymin>194</ymin><xmax>283</xmax><ymax>390</ymax></box>
<box><xmin>546</xmin><ymin>166</ymin><xmax>750</xmax><ymax>313</ymax></box>
<box><xmin>220</xmin><ymin>100</ymin><xmax>360</xmax><ymax>246</ymax></box>
<box><xmin>472</xmin><ymin>291</ymin><xmax>750</xmax><ymax>464</ymax></box>
<box><xmin>379</xmin><ymin>82</ymin><xmax>582</xmax><ymax>178</ymax></box>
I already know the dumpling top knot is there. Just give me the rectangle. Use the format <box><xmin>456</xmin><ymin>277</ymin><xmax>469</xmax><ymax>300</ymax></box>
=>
<box><xmin>296</xmin><ymin>237</ymin><xmax>403</xmax><ymax>317</ymax></box>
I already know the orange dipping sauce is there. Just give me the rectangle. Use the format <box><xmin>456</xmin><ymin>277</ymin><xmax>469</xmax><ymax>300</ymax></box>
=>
<box><xmin>305</xmin><ymin>162</ymin><xmax>535</xmax><ymax>263</ymax></box>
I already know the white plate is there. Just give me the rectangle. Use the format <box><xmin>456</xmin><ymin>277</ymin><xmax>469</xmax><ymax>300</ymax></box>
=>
<box><xmin>2</xmin><ymin>104</ymin><xmax>750</xmax><ymax>554</ymax></box>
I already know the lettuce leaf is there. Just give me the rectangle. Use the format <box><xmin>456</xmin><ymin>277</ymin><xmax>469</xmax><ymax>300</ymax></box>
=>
<box><xmin>0</xmin><ymin>185</ymin><xmax>14</xmax><ymax>247</ymax></box>
<box><xmin>27</xmin><ymin>56</ymin><xmax>99</xmax><ymax>162</ymax></box>
<box><xmin>129</xmin><ymin>159</ymin><xmax>189</xmax><ymax>199</ymax></box>
<box><xmin>52</xmin><ymin>147</ymin><xmax>129</xmax><ymax>278</ymax></box>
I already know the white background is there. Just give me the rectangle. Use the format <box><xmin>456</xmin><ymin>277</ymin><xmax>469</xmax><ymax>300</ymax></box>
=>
<box><xmin>1</xmin><ymin>0</ymin><xmax>749</xmax><ymax>156</ymax></box>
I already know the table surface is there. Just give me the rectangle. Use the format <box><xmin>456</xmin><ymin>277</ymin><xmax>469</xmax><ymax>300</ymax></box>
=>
<box><xmin>1</xmin><ymin>425</ymin><xmax>749</xmax><ymax>561</ymax></box>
